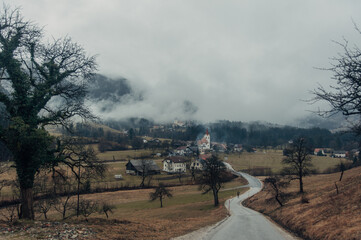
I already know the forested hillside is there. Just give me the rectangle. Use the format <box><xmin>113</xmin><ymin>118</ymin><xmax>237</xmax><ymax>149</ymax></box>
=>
<box><xmin>67</xmin><ymin>119</ymin><xmax>359</xmax><ymax>151</ymax></box>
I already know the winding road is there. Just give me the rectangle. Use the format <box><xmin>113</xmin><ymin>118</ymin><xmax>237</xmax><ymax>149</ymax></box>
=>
<box><xmin>175</xmin><ymin>165</ymin><xmax>296</xmax><ymax>240</ymax></box>
<box><xmin>204</xmin><ymin>171</ymin><xmax>295</xmax><ymax>240</ymax></box>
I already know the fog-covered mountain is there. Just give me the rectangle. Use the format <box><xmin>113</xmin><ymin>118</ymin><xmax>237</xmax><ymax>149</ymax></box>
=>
<box><xmin>87</xmin><ymin>74</ymin><xmax>199</xmax><ymax>122</ymax></box>
<box><xmin>87</xmin><ymin>74</ymin><xmax>143</xmax><ymax>113</ymax></box>
<box><xmin>293</xmin><ymin>113</ymin><xmax>354</xmax><ymax>132</ymax></box>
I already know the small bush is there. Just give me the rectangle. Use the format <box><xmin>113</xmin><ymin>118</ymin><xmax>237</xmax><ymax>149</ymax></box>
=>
<box><xmin>301</xmin><ymin>194</ymin><xmax>309</xmax><ymax>204</ymax></box>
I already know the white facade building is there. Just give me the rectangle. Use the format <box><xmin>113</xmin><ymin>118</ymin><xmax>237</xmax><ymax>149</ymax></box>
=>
<box><xmin>163</xmin><ymin>156</ymin><xmax>187</xmax><ymax>173</ymax></box>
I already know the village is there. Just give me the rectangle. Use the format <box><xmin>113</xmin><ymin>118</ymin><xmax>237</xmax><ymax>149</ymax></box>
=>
<box><xmin>125</xmin><ymin>129</ymin><xmax>232</xmax><ymax>178</ymax></box>
<box><xmin>124</xmin><ymin>127</ymin><xmax>352</xmax><ymax>180</ymax></box>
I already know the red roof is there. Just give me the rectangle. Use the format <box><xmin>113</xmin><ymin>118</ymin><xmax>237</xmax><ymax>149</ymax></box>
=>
<box><xmin>314</xmin><ymin>148</ymin><xmax>324</xmax><ymax>153</ymax></box>
<box><xmin>199</xmin><ymin>154</ymin><xmax>212</xmax><ymax>160</ymax></box>
<box><xmin>164</xmin><ymin>156</ymin><xmax>187</xmax><ymax>163</ymax></box>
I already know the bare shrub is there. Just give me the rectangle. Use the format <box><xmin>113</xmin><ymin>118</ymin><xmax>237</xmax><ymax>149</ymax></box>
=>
<box><xmin>0</xmin><ymin>204</ymin><xmax>18</xmax><ymax>224</ymax></box>
<box><xmin>35</xmin><ymin>196</ymin><xmax>57</xmax><ymax>220</ymax></box>
<box><xmin>301</xmin><ymin>194</ymin><xmax>310</xmax><ymax>204</ymax></box>
<box><xmin>0</xmin><ymin>196</ymin><xmax>19</xmax><ymax>224</ymax></box>
<box><xmin>53</xmin><ymin>181</ymin><xmax>75</xmax><ymax>220</ymax></box>
<box><xmin>77</xmin><ymin>199</ymin><xmax>99</xmax><ymax>221</ymax></box>
<box><xmin>264</xmin><ymin>176</ymin><xmax>290</xmax><ymax>207</ymax></box>
<box><xmin>99</xmin><ymin>202</ymin><xmax>115</xmax><ymax>219</ymax></box>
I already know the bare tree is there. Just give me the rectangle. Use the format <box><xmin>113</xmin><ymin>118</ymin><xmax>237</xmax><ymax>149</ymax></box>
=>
<box><xmin>198</xmin><ymin>155</ymin><xmax>229</xmax><ymax>206</ymax></box>
<box><xmin>149</xmin><ymin>183</ymin><xmax>172</xmax><ymax>208</ymax></box>
<box><xmin>57</xmin><ymin>137</ymin><xmax>106</xmax><ymax>217</ymax></box>
<box><xmin>282</xmin><ymin>138</ymin><xmax>313</xmax><ymax>193</ymax></box>
<box><xmin>53</xmin><ymin>181</ymin><xmax>75</xmax><ymax>220</ymax></box>
<box><xmin>0</xmin><ymin>6</ymin><xmax>97</xmax><ymax>219</ymax></box>
<box><xmin>264</xmin><ymin>176</ymin><xmax>290</xmax><ymax>207</ymax></box>
<box><xmin>338</xmin><ymin>162</ymin><xmax>346</xmax><ymax>181</ymax></box>
<box><xmin>139</xmin><ymin>159</ymin><xmax>152</xmax><ymax>188</ymax></box>
<box><xmin>312</xmin><ymin>27</ymin><xmax>361</xmax><ymax>118</ymax></box>
<box><xmin>190</xmin><ymin>168</ymin><xmax>196</xmax><ymax>183</ymax></box>
<box><xmin>176</xmin><ymin>169</ymin><xmax>184</xmax><ymax>184</ymax></box>
<box><xmin>311</xmin><ymin>24</ymin><xmax>361</xmax><ymax>140</ymax></box>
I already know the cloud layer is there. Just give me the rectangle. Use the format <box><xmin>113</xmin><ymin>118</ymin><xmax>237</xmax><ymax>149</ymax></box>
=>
<box><xmin>9</xmin><ymin>0</ymin><xmax>361</xmax><ymax>124</ymax></box>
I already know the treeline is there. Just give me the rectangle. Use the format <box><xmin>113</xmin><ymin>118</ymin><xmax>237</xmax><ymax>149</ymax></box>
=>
<box><xmin>208</xmin><ymin>121</ymin><xmax>355</xmax><ymax>149</ymax></box>
<box><xmin>148</xmin><ymin>121</ymin><xmax>358</xmax><ymax>150</ymax></box>
<box><xmin>66</xmin><ymin>120</ymin><xmax>359</xmax><ymax>151</ymax></box>
<box><xmin>61</xmin><ymin>122</ymin><xmax>171</xmax><ymax>152</ymax></box>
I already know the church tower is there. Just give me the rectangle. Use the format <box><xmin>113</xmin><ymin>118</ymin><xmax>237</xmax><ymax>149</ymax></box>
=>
<box><xmin>205</xmin><ymin>129</ymin><xmax>210</xmax><ymax>149</ymax></box>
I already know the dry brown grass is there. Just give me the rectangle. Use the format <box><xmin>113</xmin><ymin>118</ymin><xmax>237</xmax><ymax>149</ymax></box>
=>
<box><xmin>58</xmin><ymin>182</ymin><xmax>246</xmax><ymax>239</ymax></box>
<box><xmin>222</xmin><ymin>151</ymin><xmax>351</xmax><ymax>174</ymax></box>
<box><xmin>245</xmin><ymin>166</ymin><xmax>361</xmax><ymax>240</ymax></box>
<box><xmin>0</xmin><ymin>177</ymin><xmax>247</xmax><ymax>239</ymax></box>
<box><xmin>87</xmin><ymin>202</ymin><xmax>227</xmax><ymax>240</ymax></box>
<box><xmin>97</xmin><ymin>149</ymin><xmax>157</xmax><ymax>161</ymax></box>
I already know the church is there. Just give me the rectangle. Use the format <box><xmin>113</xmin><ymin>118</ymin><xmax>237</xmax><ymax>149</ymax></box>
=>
<box><xmin>197</xmin><ymin>129</ymin><xmax>211</xmax><ymax>153</ymax></box>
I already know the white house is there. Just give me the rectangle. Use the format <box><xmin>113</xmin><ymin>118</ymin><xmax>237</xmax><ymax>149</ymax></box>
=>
<box><xmin>314</xmin><ymin>148</ymin><xmax>325</xmax><ymax>156</ymax></box>
<box><xmin>175</xmin><ymin>146</ymin><xmax>187</xmax><ymax>156</ymax></box>
<box><xmin>190</xmin><ymin>159</ymin><xmax>206</xmax><ymax>171</ymax></box>
<box><xmin>233</xmin><ymin>144</ymin><xmax>243</xmax><ymax>152</ymax></box>
<box><xmin>333</xmin><ymin>151</ymin><xmax>347</xmax><ymax>158</ymax></box>
<box><xmin>163</xmin><ymin>156</ymin><xmax>187</xmax><ymax>173</ymax></box>
<box><xmin>175</xmin><ymin>146</ymin><xmax>194</xmax><ymax>156</ymax></box>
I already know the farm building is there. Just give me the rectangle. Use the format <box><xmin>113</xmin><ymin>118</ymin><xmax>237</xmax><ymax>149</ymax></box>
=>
<box><xmin>175</xmin><ymin>146</ymin><xmax>194</xmax><ymax>156</ymax></box>
<box><xmin>332</xmin><ymin>151</ymin><xmax>347</xmax><ymax>158</ymax></box>
<box><xmin>163</xmin><ymin>156</ymin><xmax>187</xmax><ymax>173</ymax></box>
<box><xmin>314</xmin><ymin>148</ymin><xmax>325</xmax><ymax>156</ymax></box>
<box><xmin>125</xmin><ymin>159</ymin><xmax>161</xmax><ymax>175</ymax></box>
<box><xmin>212</xmin><ymin>143</ymin><xmax>227</xmax><ymax>152</ymax></box>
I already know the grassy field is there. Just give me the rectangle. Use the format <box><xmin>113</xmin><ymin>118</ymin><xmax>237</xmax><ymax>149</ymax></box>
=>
<box><xmin>63</xmin><ymin>184</ymin><xmax>247</xmax><ymax>239</ymax></box>
<box><xmin>220</xmin><ymin>150</ymin><xmax>351</xmax><ymax>174</ymax></box>
<box><xmin>0</xmin><ymin>149</ymin><xmax>350</xmax><ymax>200</ymax></box>
<box><xmin>97</xmin><ymin>149</ymin><xmax>159</xmax><ymax>161</ymax></box>
<box><xmin>0</xmin><ymin>179</ymin><xmax>248</xmax><ymax>239</ymax></box>
<box><xmin>245</xmin><ymin>166</ymin><xmax>361</xmax><ymax>240</ymax></box>
<box><xmin>0</xmin><ymin>147</ymin><xmax>355</xmax><ymax>239</ymax></box>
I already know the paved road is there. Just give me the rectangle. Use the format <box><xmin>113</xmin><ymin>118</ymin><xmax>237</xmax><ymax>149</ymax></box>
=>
<box><xmin>202</xmin><ymin>170</ymin><xmax>295</xmax><ymax>240</ymax></box>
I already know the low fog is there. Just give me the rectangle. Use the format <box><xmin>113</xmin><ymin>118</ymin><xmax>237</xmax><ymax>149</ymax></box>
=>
<box><xmin>10</xmin><ymin>0</ymin><xmax>361</xmax><ymax>124</ymax></box>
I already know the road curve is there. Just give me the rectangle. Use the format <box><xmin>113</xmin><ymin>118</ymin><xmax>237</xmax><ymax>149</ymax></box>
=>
<box><xmin>202</xmin><ymin>171</ymin><xmax>295</xmax><ymax>240</ymax></box>
<box><xmin>173</xmin><ymin>164</ymin><xmax>296</xmax><ymax>240</ymax></box>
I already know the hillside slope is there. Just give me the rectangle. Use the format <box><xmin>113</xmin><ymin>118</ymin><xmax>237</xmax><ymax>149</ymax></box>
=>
<box><xmin>245</xmin><ymin>167</ymin><xmax>361</xmax><ymax>240</ymax></box>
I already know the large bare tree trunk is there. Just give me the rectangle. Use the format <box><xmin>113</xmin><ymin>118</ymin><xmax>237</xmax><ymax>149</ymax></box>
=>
<box><xmin>213</xmin><ymin>189</ymin><xmax>219</xmax><ymax>206</ymax></box>
<box><xmin>20</xmin><ymin>187</ymin><xmax>34</xmax><ymax>220</ymax></box>
<box><xmin>299</xmin><ymin>175</ymin><xmax>304</xmax><ymax>193</ymax></box>
<box><xmin>77</xmin><ymin>173</ymin><xmax>80</xmax><ymax>217</ymax></box>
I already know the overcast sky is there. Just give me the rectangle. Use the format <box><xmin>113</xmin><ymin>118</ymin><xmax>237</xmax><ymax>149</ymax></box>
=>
<box><xmin>9</xmin><ymin>0</ymin><xmax>361</xmax><ymax>124</ymax></box>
